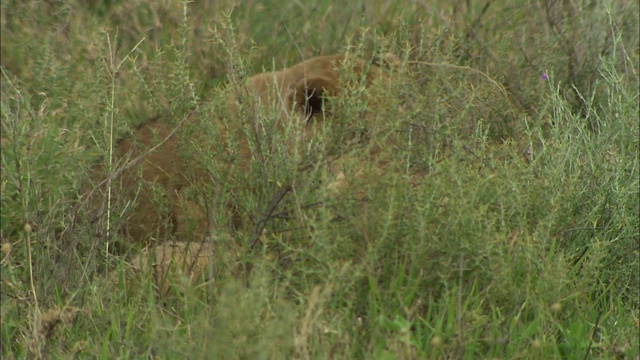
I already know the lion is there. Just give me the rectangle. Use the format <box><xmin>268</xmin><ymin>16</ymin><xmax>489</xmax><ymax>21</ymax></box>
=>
<box><xmin>93</xmin><ymin>53</ymin><xmax>400</xmax><ymax>243</ymax></box>
<box><xmin>92</xmin><ymin>53</ymin><xmax>402</xmax><ymax>292</ymax></box>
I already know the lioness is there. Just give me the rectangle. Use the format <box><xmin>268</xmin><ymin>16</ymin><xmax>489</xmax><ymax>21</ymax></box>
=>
<box><xmin>93</xmin><ymin>53</ymin><xmax>400</xmax><ymax>251</ymax></box>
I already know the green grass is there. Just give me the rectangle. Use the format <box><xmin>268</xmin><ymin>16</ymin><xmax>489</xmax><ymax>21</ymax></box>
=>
<box><xmin>1</xmin><ymin>0</ymin><xmax>638</xmax><ymax>358</ymax></box>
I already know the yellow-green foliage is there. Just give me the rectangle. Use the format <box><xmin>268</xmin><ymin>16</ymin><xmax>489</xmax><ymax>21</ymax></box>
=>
<box><xmin>1</xmin><ymin>0</ymin><xmax>638</xmax><ymax>358</ymax></box>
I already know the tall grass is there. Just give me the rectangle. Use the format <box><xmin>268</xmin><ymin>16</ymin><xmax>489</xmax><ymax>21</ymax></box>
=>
<box><xmin>1</xmin><ymin>0</ymin><xmax>638</xmax><ymax>358</ymax></box>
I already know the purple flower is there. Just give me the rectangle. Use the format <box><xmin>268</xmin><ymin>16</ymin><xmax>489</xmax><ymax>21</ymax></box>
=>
<box><xmin>541</xmin><ymin>72</ymin><xmax>548</xmax><ymax>80</ymax></box>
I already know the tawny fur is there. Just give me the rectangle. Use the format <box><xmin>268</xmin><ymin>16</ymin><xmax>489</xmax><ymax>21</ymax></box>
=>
<box><xmin>130</xmin><ymin>241</ymin><xmax>216</xmax><ymax>297</ymax></box>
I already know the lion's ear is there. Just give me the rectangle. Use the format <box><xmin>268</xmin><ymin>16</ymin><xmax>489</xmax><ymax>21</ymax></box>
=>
<box><xmin>290</xmin><ymin>76</ymin><xmax>339</xmax><ymax>121</ymax></box>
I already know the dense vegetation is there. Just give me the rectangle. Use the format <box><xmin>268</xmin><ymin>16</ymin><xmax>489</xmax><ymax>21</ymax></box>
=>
<box><xmin>1</xmin><ymin>0</ymin><xmax>638</xmax><ymax>358</ymax></box>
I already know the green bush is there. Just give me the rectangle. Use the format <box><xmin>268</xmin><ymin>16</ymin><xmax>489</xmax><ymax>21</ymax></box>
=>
<box><xmin>1</xmin><ymin>0</ymin><xmax>637</xmax><ymax>358</ymax></box>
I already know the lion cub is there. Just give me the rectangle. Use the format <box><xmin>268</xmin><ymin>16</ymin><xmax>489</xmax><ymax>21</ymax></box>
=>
<box><xmin>93</xmin><ymin>54</ymin><xmax>400</xmax><ymax>249</ymax></box>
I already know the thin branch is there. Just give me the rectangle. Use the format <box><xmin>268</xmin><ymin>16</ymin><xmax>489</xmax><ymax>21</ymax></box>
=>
<box><xmin>250</xmin><ymin>184</ymin><xmax>292</xmax><ymax>250</ymax></box>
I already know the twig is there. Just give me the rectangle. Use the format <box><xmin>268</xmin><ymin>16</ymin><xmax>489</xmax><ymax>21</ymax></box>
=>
<box><xmin>250</xmin><ymin>184</ymin><xmax>292</xmax><ymax>250</ymax></box>
<box><xmin>407</xmin><ymin>60</ymin><xmax>517</xmax><ymax>121</ymax></box>
<box><xmin>456</xmin><ymin>254</ymin><xmax>464</xmax><ymax>346</ymax></box>
<box><xmin>104</xmin><ymin>31</ymin><xmax>146</xmax><ymax>257</ymax></box>
<box><xmin>584</xmin><ymin>310</ymin><xmax>602</xmax><ymax>360</ymax></box>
